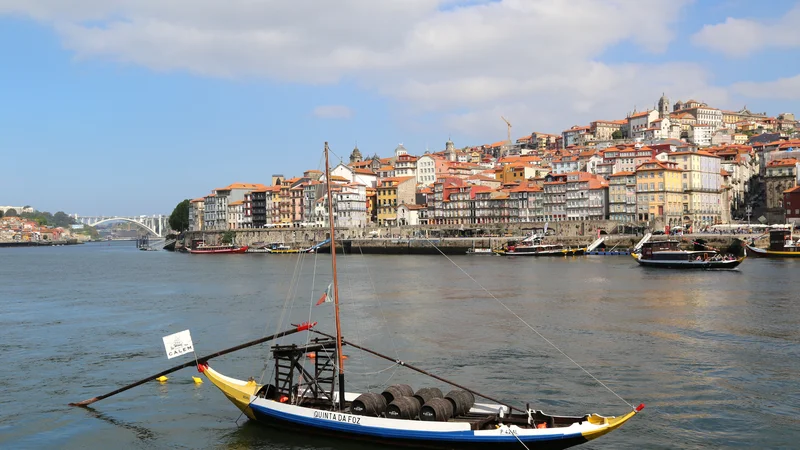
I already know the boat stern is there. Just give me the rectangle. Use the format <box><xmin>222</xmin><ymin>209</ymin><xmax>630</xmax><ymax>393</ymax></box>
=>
<box><xmin>198</xmin><ymin>363</ymin><xmax>260</xmax><ymax>420</ymax></box>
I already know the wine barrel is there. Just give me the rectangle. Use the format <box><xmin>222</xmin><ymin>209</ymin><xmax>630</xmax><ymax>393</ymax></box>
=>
<box><xmin>445</xmin><ymin>390</ymin><xmax>475</xmax><ymax>416</ymax></box>
<box><xmin>413</xmin><ymin>387</ymin><xmax>443</xmax><ymax>406</ymax></box>
<box><xmin>386</xmin><ymin>396</ymin><xmax>421</xmax><ymax>420</ymax></box>
<box><xmin>381</xmin><ymin>384</ymin><xmax>414</xmax><ymax>404</ymax></box>
<box><xmin>420</xmin><ymin>397</ymin><xmax>454</xmax><ymax>422</ymax></box>
<box><xmin>351</xmin><ymin>392</ymin><xmax>387</xmax><ymax>417</ymax></box>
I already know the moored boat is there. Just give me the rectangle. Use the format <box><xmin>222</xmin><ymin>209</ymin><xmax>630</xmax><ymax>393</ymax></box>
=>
<box><xmin>632</xmin><ymin>240</ymin><xmax>744</xmax><ymax>269</ymax></box>
<box><xmin>188</xmin><ymin>243</ymin><xmax>248</xmax><ymax>254</ymax></box>
<box><xmin>745</xmin><ymin>227</ymin><xmax>800</xmax><ymax>258</ymax></box>
<box><xmin>266</xmin><ymin>243</ymin><xmax>301</xmax><ymax>254</ymax></box>
<box><xmin>495</xmin><ymin>234</ymin><xmax>586</xmax><ymax>256</ymax></box>
<box><xmin>465</xmin><ymin>247</ymin><xmax>493</xmax><ymax>255</ymax></box>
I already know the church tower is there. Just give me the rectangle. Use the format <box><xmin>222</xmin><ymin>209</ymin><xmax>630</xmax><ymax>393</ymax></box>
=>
<box><xmin>658</xmin><ymin>93</ymin><xmax>670</xmax><ymax>119</ymax></box>
<box><xmin>349</xmin><ymin>145</ymin><xmax>363</xmax><ymax>164</ymax></box>
<box><xmin>446</xmin><ymin>138</ymin><xmax>456</xmax><ymax>162</ymax></box>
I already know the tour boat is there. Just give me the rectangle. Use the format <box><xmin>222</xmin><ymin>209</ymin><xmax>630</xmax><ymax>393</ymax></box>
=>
<box><xmin>494</xmin><ymin>234</ymin><xmax>586</xmax><ymax>256</ymax></box>
<box><xmin>632</xmin><ymin>240</ymin><xmax>744</xmax><ymax>269</ymax></box>
<box><xmin>745</xmin><ymin>228</ymin><xmax>800</xmax><ymax>258</ymax></box>
<box><xmin>198</xmin><ymin>143</ymin><xmax>642</xmax><ymax>449</ymax></box>
<box><xmin>188</xmin><ymin>243</ymin><xmax>248</xmax><ymax>254</ymax></box>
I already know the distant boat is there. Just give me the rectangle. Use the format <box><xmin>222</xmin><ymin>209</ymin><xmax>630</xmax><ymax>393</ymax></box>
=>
<box><xmin>465</xmin><ymin>247</ymin><xmax>493</xmax><ymax>255</ymax></box>
<box><xmin>495</xmin><ymin>234</ymin><xmax>586</xmax><ymax>256</ymax></box>
<box><xmin>188</xmin><ymin>243</ymin><xmax>248</xmax><ymax>254</ymax></box>
<box><xmin>632</xmin><ymin>240</ymin><xmax>744</xmax><ymax>269</ymax></box>
<box><xmin>745</xmin><ymin>227</ymin><xmax>800</xmax><ymax>258</ymax></box>
<box><xmin>266</xmin><ymin>243</ymin><xmax>301</xmax><ymax>254</ymax></box>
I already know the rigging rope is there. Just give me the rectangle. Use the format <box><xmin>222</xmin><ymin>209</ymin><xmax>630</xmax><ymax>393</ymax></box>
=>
<box><xmin>423</xmin><ymin>236</ymin><xmax>636</xmax><ymax>411</ymax></box>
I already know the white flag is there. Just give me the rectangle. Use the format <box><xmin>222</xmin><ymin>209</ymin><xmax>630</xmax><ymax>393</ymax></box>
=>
<box><xmin>162</xmin><ymin>329</ymin><xmax>194</xmax><ymax>359</ymax></box>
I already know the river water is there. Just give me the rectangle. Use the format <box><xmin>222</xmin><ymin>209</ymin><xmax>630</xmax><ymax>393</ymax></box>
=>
<box><xmin>1</xmin><ymin>241</ymin><xmax>798</xmax><ymax>449</ymax></box>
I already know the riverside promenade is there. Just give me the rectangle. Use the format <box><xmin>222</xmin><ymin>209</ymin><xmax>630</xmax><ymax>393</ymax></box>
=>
<box><xmin>185</xmin><ymin>223</ymin><xmax>751</xmax><ymax>255</ymax></box>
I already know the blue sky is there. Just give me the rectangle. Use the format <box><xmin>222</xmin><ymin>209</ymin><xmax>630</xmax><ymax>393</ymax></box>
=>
<box><xmin>1</xmin><ymin>0</ymin><xmax>799</xmax><ymax>216</ymax></box>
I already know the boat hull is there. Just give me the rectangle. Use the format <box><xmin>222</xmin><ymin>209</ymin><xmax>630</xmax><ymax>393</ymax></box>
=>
<box><xmin>202</xmin><ymin>366</ymin><xmax>637</xmax><ymax>450</ymax></box>
<box><xmin>248</xmin><ymin>403</ymin><xmax>588</xmax><ymax>450</ymax></box>
<box><xmin>745</xmin><ymin>244</ymin><xmax>800</xmax><ymax>258</ymax></box>
<box><xmin>632</xmin><ymin>254</ymin><xmax>744</xmax><ymax>269</ymax></box>
<box><xmin>188</xmin><ymin>246</ymin><xmax>249</xmax><ymax>254</ymax></box>
<box><xmin>496</xmin><ymin>248</ymin><xmax>586</xmax><ymax>257</ymax></box>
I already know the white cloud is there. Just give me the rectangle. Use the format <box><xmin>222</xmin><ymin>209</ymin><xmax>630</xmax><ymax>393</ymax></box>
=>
<box><xmin>733</xmin><ymin>74</ymin><xmax>800</xmax><ymax>100</ymax></box>
<box><xmin>691</xmin><ymin>5</ymin><xmax>800</xmax><ymax>57</ymax></box>
<box><xmin>312</xmin><ymin>105</ymin><xmax>354</xmax><ymax>119</ymax></box>
<box><xmin>2</xmin><ymin>0</ymin><xmax>726</xmax><ymax>139</ymax></box>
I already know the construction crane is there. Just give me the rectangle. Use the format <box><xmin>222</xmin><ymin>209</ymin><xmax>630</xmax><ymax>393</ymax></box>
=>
<box><xmin>500</xmin><ymin>116</ymin><xmax>512</xmax><ymax>158</ymax></box>
<box><xmin>501</xmin><ymin>116</ymin><xmax>512</xmax><ymax>143</ymax></box>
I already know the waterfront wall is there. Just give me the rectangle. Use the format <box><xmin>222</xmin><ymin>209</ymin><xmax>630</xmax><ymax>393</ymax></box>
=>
<box><xmin>185</xmin><ymin>222</ymin><xmax>747</xmax><ymax>255</ymax></box>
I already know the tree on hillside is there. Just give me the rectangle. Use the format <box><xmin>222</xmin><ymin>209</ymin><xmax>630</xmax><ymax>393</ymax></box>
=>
<box><xmin>0</xmin><ymin>210</ymin><xmax>3</xmax><ymax>218</ymax></box>
<box><xmin>5</xmin><ymin>208</ymin><xmax>18</xmax><ymax>217</ymax></box>
<box><xmin>169</xmin><ymin>199</ymin><xmax>191</xmax><ymax>232</ymax></box>
<box><xmin>612</xmin><ymin>130</ymin><xmax>623</xmax><ymax>140</ymax></box>
<box><xmin>52</xmin><ymin>211</ymin><xmax>74</xmax><ymax>228</ymax></box>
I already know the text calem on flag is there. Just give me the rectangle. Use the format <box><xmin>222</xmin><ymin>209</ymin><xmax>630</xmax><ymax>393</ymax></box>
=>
<box><xmin>162</xmin><ymin>329</ymin><xmax>194</xmax><ymax>359</ymax></box>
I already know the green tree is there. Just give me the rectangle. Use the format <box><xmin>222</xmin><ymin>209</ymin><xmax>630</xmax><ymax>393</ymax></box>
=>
<box><xmin>221</xmin><ymin>230</ymin><xmax>235</xmax><ymax>244</ymax></box>
<box><xmin>168</xmin><ymin>199</ymin><xmax>191</xmax><ymax>232</ymax></box>
<box><xmin>0</xmin><ymin>210</ymin><xmax>3</xmax><ymax>218</ymax></box>
<box><xmin>5</xmin><ymin>208</ymin><xmax>18</xmax><ymax>217</ymax></box>
<box><xmin>612</xmin><ymin>129</ymin><xmax>623</xmax><ymax>140</ymax></box>
<box><xmin>52</xmin><ymin>211</ymin><xmax>74</xmax><ymax>228</ymax></box>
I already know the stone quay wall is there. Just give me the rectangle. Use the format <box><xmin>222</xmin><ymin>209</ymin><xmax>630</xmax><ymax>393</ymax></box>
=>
<box><xmin>184</xmin><ymin>220</ymin><xmax>745</xmax><ymax>255</ymax></box>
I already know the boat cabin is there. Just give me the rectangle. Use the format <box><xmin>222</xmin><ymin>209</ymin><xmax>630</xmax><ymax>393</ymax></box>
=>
<box><xmin>769</xmin><ymin>229</ymin><xmax>799</xmax><ymax>252</ymax></box>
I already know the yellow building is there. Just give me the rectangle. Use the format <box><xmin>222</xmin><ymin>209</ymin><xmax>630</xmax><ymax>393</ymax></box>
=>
<box><xmin>635</xmin><ymin>160</ymin><xmax>684</xmax><ymax>230</ymax></box>
<box><xmin>377</xmin><ymin>177</ymin><xmax>416</xmax><ymax>225</ymax></box>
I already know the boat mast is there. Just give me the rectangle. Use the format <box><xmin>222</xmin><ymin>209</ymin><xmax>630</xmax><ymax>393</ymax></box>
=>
<box><xmin>324</xmin><ymin>142</ymin><xmax>345</xmax><ymax>410</ymax></box>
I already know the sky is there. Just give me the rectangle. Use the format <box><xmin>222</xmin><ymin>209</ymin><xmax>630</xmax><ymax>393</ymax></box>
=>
<box><xmin>1</xmin><ymin>0</ymin><xmax>799</xmax><ymax>216</ymax></box>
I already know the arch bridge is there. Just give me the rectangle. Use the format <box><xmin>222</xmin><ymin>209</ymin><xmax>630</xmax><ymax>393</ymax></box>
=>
<box><xmin>72</xmin><ymin>214</ymin><xmax>170</xmax><ymax>237</ymax></box>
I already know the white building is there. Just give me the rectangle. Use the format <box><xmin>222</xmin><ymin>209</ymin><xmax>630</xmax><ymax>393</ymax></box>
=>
<box><xmin>627</xmin><ymin>110</ymin><xmax>660</xmax><ymax>139</ymax></box>
<box><xmin>335</xmin><ymin>183</ymin><xmax>368</xmax><ymax>228</ymax></box>
<box><xmin>394</xmin><ymin>154</ymin><xmax>418</xmax><ymax>179</ymax></box>
<box><xmin>694</xmin><ymin>107</ymin><xmax>723</xmax><ymax>129</ymax></box>
<box><xmin>227</xmin><ymin>201</ymin><xmax>245</xmax><ymax>230</ymax></box>
<box><xmin>416</xmin><ymin>154</ymin><xmax>442</xmax><ymax>186</ymax></box>
<box><xmin>329</xmin><ymin>164</ymin><xmax>378</xmax><ymax>188</ymax></box>
<box><xmin>397</xmin><ymin>204</ymin><xmax>426</xmax><ymax>226</ymax></box>
<box><xmin>551</xmin><ymin>156</ymin><xmax>580</xmax><ymax>174</ymax></box>
<box><xmin>688</xmin><ymin>125</ymin><xmax>715</xmax><ymax>147</ymax></box>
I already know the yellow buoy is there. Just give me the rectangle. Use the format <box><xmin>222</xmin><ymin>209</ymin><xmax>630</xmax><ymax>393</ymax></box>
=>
<box><xmin>156</xmin><ymin>376</ymin><xmax>168</xmax><ymax>382</ymax></box>
<box><xmin>192</xmin><ymin>376</ymin><xmax>203</xmax><ymax>384</ymax></box>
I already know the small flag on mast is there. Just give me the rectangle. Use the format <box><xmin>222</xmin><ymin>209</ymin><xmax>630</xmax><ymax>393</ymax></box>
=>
<box><xmin>162</xmin><ymin>330</ymin><xmax>194</xmax><ymax>359</ymax></box>
<box><xmin>316</xmin><ymin>282</ymin><xmax>334</xmax><ymax>306</ymax></box>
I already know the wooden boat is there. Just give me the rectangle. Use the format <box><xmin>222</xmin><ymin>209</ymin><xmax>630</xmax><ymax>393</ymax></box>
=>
<box><xmin>494</xmin><ymin>234</ymin><xmax>586</xmax><ymax>256</ymax></box>
<box><xmin>745</xmin><ymin>228</ymin><xmax>800</xmax><ymax>258</ymax></box>
<box><xmin>266</xmin><ymin>243</ymin><xmax>301</xmax><ymax>254</ymax></box>
<box><xmin>632</xmin><ymin>240</ymin><xmax>744</xmax><ymax>269</ymax></box>
<box><xmin>465</xmin><ymin>247</ymin><xmax>493</xmax><ymax>255</ymax></box>
<box><xmin>188</xmin><ymin>243</ymin><xmax>248</xmax><ymax>254</ymax></box>
<box><xmin>199</xmin><ymin>143</ymin><xmax>642</xmax><ymax>449</ymax></box>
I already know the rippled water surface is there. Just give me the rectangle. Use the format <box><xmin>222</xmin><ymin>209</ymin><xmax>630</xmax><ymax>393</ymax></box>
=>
<box><xmin>1</xmin><ymin>241</ymin><xmax>798</xmax><ymax>449</ymax></box>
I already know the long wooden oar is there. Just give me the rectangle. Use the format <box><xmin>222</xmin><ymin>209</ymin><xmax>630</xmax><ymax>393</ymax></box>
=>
<box><xmin>308</xmin><ymin>328</ymin><xmax>522</xmax><ymax>413</ymax></box>
<box><xmin>70</xmin><ymin>322</ymin><xmax>316</xmax><ymax>407</ymax></box>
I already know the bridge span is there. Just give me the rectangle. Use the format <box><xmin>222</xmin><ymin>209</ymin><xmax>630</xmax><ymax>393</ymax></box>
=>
<box><xmin>72</xmin><ymin>214</ymin><xmax>170</xmax><ymax>237</ymax></box>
